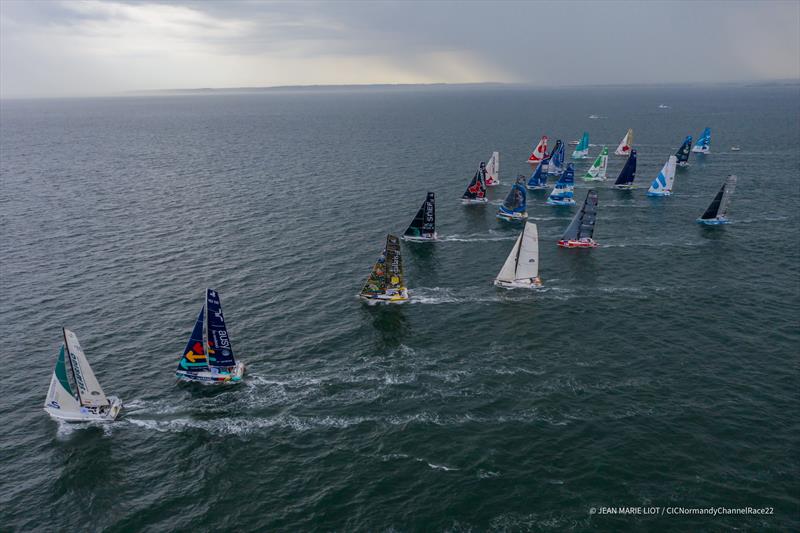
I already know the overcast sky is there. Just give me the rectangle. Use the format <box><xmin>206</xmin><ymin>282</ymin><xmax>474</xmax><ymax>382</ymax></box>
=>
<box><xmin>1</xmin><ymin>0</ymin><xmax>798</xmax><ymax>98</ymax></box>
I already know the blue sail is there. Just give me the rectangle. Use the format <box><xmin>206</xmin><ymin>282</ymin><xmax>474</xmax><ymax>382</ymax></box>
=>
<box><xmin>547</xmin><ymin>140</ymin><xmax>565</xmax><ymax>175</ymax></box>
<box><xmin>613</xmin><ymin>149</ymin><xmax>637</xmax><ymax>188</ymax></box>
<box><xmin>546</xmin><ymin>163</ymin><xmax>576</xmax><ymax>205</ymax></box>
<box><xmin>499</xmin><ymin>180</ymin><xmax>527</xmax><ymax>216</ymax></box>
<box><xmin>692</xmin><ymin>127</ymin><xmax>711</xmax><ymax>153</ymax></box>
<box><xmin>526</xmin><ymin>160</ymin><xmax>548</xmax><ymax>189</ymax></box>
<box><xmin>177</xmin><ymin>307</ymin><xmax>207</xmax><ymax>372</ymax></box>
<box><xmin>206</xmin><ymin>289</ymin><xmax>237</xmax><ymax>368</ymax></box>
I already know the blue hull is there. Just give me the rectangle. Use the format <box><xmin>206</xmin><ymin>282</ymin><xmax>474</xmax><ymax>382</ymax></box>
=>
<box><xmin>546</xmin><ymin>198</ymin><xmax>576</xmax><ymax>206</ymax></box>
<box><xmin>696</xmin><ymin>217</ymin><xmax>729</xmax><ymax>225</ymax></box>
<box><xmin>646</xmin><ymin>191</ymin><xmax>671</xmax><ymax>197</ymax></box>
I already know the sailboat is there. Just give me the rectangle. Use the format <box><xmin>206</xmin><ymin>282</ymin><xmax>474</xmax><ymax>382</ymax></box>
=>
<box><xmin>526</xmin><ymin>160</ymin><xmax>548</xmax><ymax>190</ymax></box>
<box><xmin>558</xmin><ymin>190</ymin><xmax>599</xmax><ymax>248</ymax></box>
<box><xmin>614</xmin><ymin>128</ymin><xmax>634</xmax><ymax>156</ymax></box>
<box><xmin>44</xmin><ymin>328</ymin><xmax>123</xmax><ymax>422</ymax></box>
<box><xmin>547</xmin><ymin>140</ymin><xmax>565</xmax><ymax>175</ymax></box>
<box><xmin>546</xmin><ymin>163</ymin><xmax>576</xmax><ymax>205</ymax></box>
<box><xmin>613</xmin><ymin>149</ymin><xmax>637</xmax><ymax>189</ymax></box>
<box><xmin>176</xmin><ymin>289</ymin><xmax>246</xmax><ymax>384</ymax></box>
<box><xmin>647</xmin><ymin>155</ymin><xmax>678</xmax><ymax>196</ymax></box>
<box><xmin>675</xmin><ymin>135</ymin><xmax>692</xmax><ymax>167</ymax></box>
<box><xmin>497</xmin><ymin>176</ymin><xmax>528</xmax><ymax>221</ymax></box>
<box><xmin>697</xmin><ymin>175</ymin><xmax>736</xmax><ymax>225</ymax></box>
<box><xmin>402</xmin><ymin>192</ymin><xmax>437</xmax><ymax>242</ymax></box>
<box><xmin>359</xmin><ymin>234</ymin><xmax>409</xmax><ymax>304</ymax></box>
<box><xmin>691</xmin><ymin>127</ymin><xmax>711</xmax><ymax>153</ymax></box>
<box><xmin>494</xmin><ymin>221</ymin><xmax>542</xmax><ymax>289</ymax></box>
<box><xmin>571</xmin><ymin>132</ymin><xmax>590</xmax><ymax>159</ymax></box>
<box><xmin>582</xmin><ymin>146</ymin><xmax>608</xmax><ymax>181</ymax></box>
<box><xmin>526</xmin><ymin>136</ymin><xmax>548</xmax><ymax>164</ymax></box>
<box><xmin>485</xmin><ymin>151</ymin><xmax>500</xmax><ymax>186</ymax></box>
<box><xmin>461</xmin><ymin>162</ymin><xmax>488</xmax><ymax>204</ymax></box>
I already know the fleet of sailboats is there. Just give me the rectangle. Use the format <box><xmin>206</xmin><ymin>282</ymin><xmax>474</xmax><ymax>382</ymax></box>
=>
<box><xmin>494</xmin><ymin>221</ymin><xmax>542</xmax><ymax>289</ymax></box>
<box><xmin>558</xmin><ymin>190</ymin><xmax>599</xmax><ymax>248</ymax></box>
<box><xmin>647</xmin><ymin>156</ymin><xmax>678</xmax><ymax>197</ymax></box>
<box><xmin>402</xmin><ymin>192</ymin><xmax>437</xmax><ymax>242</ymax></box>
<box><xmin>697</xmin><ymin>175</ymin><xmax>736</xmax><ymax>224</ymax></box>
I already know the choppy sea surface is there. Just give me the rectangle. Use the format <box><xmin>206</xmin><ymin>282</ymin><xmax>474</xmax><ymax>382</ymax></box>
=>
<box><xmin>1</xmin><ymin>85</ymin><xmax>798</xmax><ymax>531</ymax></box>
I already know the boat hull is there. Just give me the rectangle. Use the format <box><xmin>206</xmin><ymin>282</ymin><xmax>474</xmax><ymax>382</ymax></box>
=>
<box><xmin>677</xmin><ymin>162</ymin><xmax>690</xmax><ymax>168</ymax></box>
<box><xmin>614</xmin><ymin>185</ymin><xmax>635</xmax><ymax>190</ymax></box>
<box><xmin>558</xmin><ymin>239</ymin><xmax>598</xmax><ymax>248</ymax></box>
<box><xmin>646</xmin><ymin>191</ymin><xmax>672</xmax><ymax>197</ymax></box>
<box><xmin>582</xmin><ymin>176</ymin><xmax>605</xmax><ymax>181</ymax></box>
<box><xmin>461</xmin><ymin>198</ymin><xmax>488</xmax><ymax>205</ymax></box>
<box><xmin>45</xmin><ymin>396</ymin><xmax>123</xmax><ymax>422</ymax></box>
<box><xmin>494</xmin><ymin>278</ymin><xmax>542</xmax><ymax>289</ymax></box>
<box><xmin>359</xmin><ymin>289</ymin><xmax>409</xmax><ymax>305</ymax></box>
<box><xmin>496</xmin><ymin>211</ymin><xmax>528</xmax><ymax>222</ymax></box>
<box><xmin>691</xmin><ymin>147</ymin><xmax>710</xmax><ymax>154</ymax></box>
<box><xmin>696</xmin><ymin>217</ymin><xmax>729</xmax><ymax>225</ymax></box>
<box><xmin>485</xmin><ymin>180</ymin><xmax>501</xmax><ymax>187</ymax></box>
<box><xmin>402</xmin><ymin>233</ymin><xmax>438</xmax><ymax>243</ymax></box>
<box><xmin>546</xmin><ymin>198</ymin><xmax>576</xmax><ymax>206</ymax></box>
<box><xmin>526</xmin><ymin>184</ymin><xmax>548</xmax><ymax>190</ymax></box>
<box><xmin>176</xmin><ymin>362</ymin><xmax>246</xmax><ymax>384</ymax></box>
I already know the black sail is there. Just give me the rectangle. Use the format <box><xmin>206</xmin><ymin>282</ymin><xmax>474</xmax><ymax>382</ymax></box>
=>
<box><xmin>403</xmin><ymin>192</ymin><xmax>435</xmax><ymax>238</ymax></box>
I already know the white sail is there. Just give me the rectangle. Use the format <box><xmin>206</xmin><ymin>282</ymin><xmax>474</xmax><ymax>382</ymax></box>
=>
<box><xmin>485</xmin><ymin>151</ymin><xmax>500</xmax><ymax>185</ymax></box>
<box><xmin>63</xmin><ymin>328</ymin><xmax>109</xmax><ymax>408</ymax></box>
<box><xmin>496</xmin><ymin>223</ymin><xmax>538</xmax><ymax>282</ymax></box>
<box><xmin>614</xmin><ymin>128</ymin><xmax>633</xmax><ymax>156</ymax></box>
<box><xmin>647</xmin><ymin>155</ymin><xmax>677</xmax><ymax>195</ymax></box>
<box><xmin>44</xmin><ymin>345</ymin><xmax>82</xmax><ymax>413</ymax></box>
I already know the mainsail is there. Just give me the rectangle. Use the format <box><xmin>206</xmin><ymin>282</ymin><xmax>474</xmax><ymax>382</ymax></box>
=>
<box><xmin>615</xmin><ymin>128</ymin><xmax>634</xmax><ymax>156</ymax></box>
<box><xmin>547</xmin><ymin>140</ymin><xmax>565</xmax><ymax>175</ymax></box>
<box><xmin>403</xmin><ymin>192</ymin><xmax>436</xmax><ymax>239</ymax></box>
<box><xmin>571</xmin><ymin>132</ymin><xmax>590</xmax><ymax>159</ymax></box>
<box><xmin>692</xmin><ymin>127</ymin><xmax>711</xmax><ymax>153</ymax></box>
<box><xmin>206</xmin><ymin>289</ymin><xmax>237</xmax><ymax>369</ymax></box>
<box><xmin>647</xmin><ymin>155</ymin><xmax>677</xmax><ymax>196</ymax></box>
<box><xmin>462</xmin><ymin>163</ymin><xmax>487</xmax><ymax>201</ymax></box>
<box><xmin>527</xmin><ymin>136</ymin><xmax>548</xmax><ymax>164</ymax></box>
<box><xmin>44</xmin><ymin>345</ymin><xmax>82</xmax><ymax>412</ymax></box>
<box><xmin>700</xmin><ymin>175</ymin><xmax>737</xmax><ymax>220</ymax></box>
<box><xmin>526</xmin><ymin>160</ymin><xmax>548</xmax><ymax>189</ymax></box>
<box><xmin>485</xmin><ymin>152</ymin><xmax>500</xmax><ymax>185</ymax></box>
<box><xmin>675</xmin><ymin>135</ymin><xmax>692</xmax><ymax>166</ymax></box>
<box><xmin>546</xmin><ymin>163</ymin><xmax>576</xmax><ymax>205</ymax></box>
<box><xmin>63</xmin><ymin>328</ymin><xmax>109</xmax><ymax>408</ymax></box>
<box><xmin>614</xmin><ymin>149</ymin><xmax>637</xmax><ymax>188</ymax></box>
<box><xmin>582</xmin><ymin>146</ymin><xmax>608</xmax><ymax>180</ymax></box>
<box><xmin>499</xmin><ymin>179</ymin><xmax>527</xmax><ymax>217</ymax></box>
<box><xmin>177</xmin><ymin>308</ymin><xmax>207</xmax><ymax>373</ymax></box>
<box><xmin>360</xmin><ymin>234</ymin><xmax>405</xmax><ymax>298</ymax></box>
<box><xmin>561</xmin><ymin>190</ymin><xmax>599</xmax><ymax>241</ymax></box>
<box><xmin>496</xmin><ymin>222</ymin><xmax>539</xmax><ymax>283</ymax></box>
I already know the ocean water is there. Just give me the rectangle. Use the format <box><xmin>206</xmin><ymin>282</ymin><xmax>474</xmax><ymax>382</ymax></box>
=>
<box><xmin>1</xmin><ymin>85</ymin><xmax>798</xmax><ymax>531</ymax></box>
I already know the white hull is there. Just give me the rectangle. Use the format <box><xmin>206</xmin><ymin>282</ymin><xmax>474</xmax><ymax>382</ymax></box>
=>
<box><xmin>359</xmin><ymin>288</ymin><xmax>409</xmax><ymax>305</ymax></box>
<box><xmin>485</xmin><ymin>181</ymin><xmax>501</xmax><ymax>187</ymax></box>
<box><xmin>691</xmin><ymin>147</ymin><xmax>709</xmax><ymax>154</ymax></box>
<box><xmin>582</xmin><ymin>177</ymin><xmax>606</xmax><ymax>181</ymax></box>
<box><xmin>461</xmin><ymin>198</ymin><xmax>488</xmax><ymax>205</ymax></box>
<box><xmin>546</xmin><ymin>198</ymin><xmax>576</xmax><ymax>206</ymax></box>
<box><xmin>646</xmin><ymin>190</ymin><xmax>672</xmax><ymax>197</ymax></box>
<box><xmin>496</xmin><ymin>211</ymin><xmax>528</xmax><ymax>221</ymax></box>
<box><xmin>176</xmin><ymin>361</ymin><xmax>246</xmax><ymax>384</ymax></box>
<box><xmin>45</xmin><ymin>396</ymin><xmax>122</xmax><ymax>422</ymax></box>
<box><xmin>402</xmin><ymin>233</ymin><xmax>438</xmax><ymax>243</ymax></box>
<box><xmin>494</xmin><ymin>278</ymin><xmax>542</xmax><ymax>289</ymax></box>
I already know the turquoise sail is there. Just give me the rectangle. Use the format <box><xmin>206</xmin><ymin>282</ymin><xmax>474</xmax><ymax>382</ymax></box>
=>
<box><xmin>571</xmin><ymin>132</ymin><xmax>590</xmax><ymax>159</ymax></box>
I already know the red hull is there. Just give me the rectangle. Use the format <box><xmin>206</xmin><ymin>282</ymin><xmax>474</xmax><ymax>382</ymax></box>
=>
<box><xmin>558</xmin><ymin>239</ymin><xmax>598</xmax><ymax>248</ymax></box>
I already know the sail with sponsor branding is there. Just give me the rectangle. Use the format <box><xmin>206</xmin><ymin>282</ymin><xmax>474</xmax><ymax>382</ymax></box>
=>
<box><xmin>692</xmin><ymin>127</ymin><xmax>711</xmax><ymax>153</ymax></box>
<box><xmin>360</xmin><ymin>234</ymin><xmax>409</xmax><ymax>304</ymax></box>
<box><xmin>546</xmin><ymin>163</ymin><xmax>576</xmax><ymax>205</ymax></box>
<box><xmin>403</xmin><ymin>192</ymin><xmax>437</xmax><ymax>241</ymax></box>
<box><xmin>547</xmin><ymin>140</ymin><xmax>565</xmax><ymax>175</ymax></box>
<box><xmin>497</xmin><ymin>176</ymin><xmax>528</xmax><ymax>221</ymax></box>
<box><xmin>675</xmin><ymin>135</ymin><xmax>692</xmax><ymax>166</ymax></box>
<box><xmin>494</xmin><ymin>221</ymin><xmax>542</xmax><ymax>289</ymax></box>
<box><xmin>559</xmin><ymin>190</ymin><xmax>599</xmax><ymax>248</ymax></box>
<box><xmin>647</xmin><ymin>155</ymin><xmax>678</xmax><ymax>196</ymax></box>
<box><xmin>526</xmin><ymin>160</ymin><xmax>548</xmax><ymax>190</ymax></box>
<box><xmin>697</xmin><ymin>175</ymin><xmax>736</xmax><ymax>224</ymax></box>
<box><xmin>175</xmin><ymin>289</ymin><xmax>246</xmax><ymax>384</ymax></box>
<box><xmin>613</xmin><ymin>149</ymin><xmax>637</xmax><ymax>189</ymax></box>
<box><xmin>462</xmin><ymin>162</ymin><xmax>488</xmax><ymax>204</ymax></box>
<box><xmin>571</xmin><ymin>132</ymin><xmax>590</xmax><ymax>159</ymax></box>
<box><xmin>615</xmin><ymin>128</ymin><xmax>634</xmax><ymax>156</ymax></box>
<box><xmin>582</xmin><ymin>146</ymin><xmax>608</xmax><ymax>181</ymax></box>
<box><xmin>527</xmin><ymin>136</ymin><xmax>548</xmax><ymax>164</ymax></box>
<box><xmin>43</xmin><ymin>328</ymin><xmax>123</xmax><ymax>422</ymax></box>
<box><xmin>485</xmin><ymin>151</ymin><xmax>500</xmax><ymax>186</ymax></box>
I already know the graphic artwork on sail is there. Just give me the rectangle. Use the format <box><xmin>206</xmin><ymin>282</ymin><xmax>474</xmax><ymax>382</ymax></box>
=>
<box><xmin>462</xmin><ymin>162</ymin><xmax>488</xmax><ymax>204</ymax></box>
<box><xmin>558</xmin><ymin>190</ymin><xmax>599</xmax><ymax>248</ymax></box>
<box><xmin>582</xmin><ymin>146</ymin><xmax>608</xmax><ymax>181</ymax></box>
<box><xmin>494</xmin><ymin>221</ymin><xmax>542</xmax><ymax>289</ymax></box>
<box><xmin>497</xmin><ymin>176</ymin><xmax>528</xmax><ymax>221</ymax></box>
<box><xmin>615</xmin><ymin>128</ymin><xmax>634</xmax><ymax>156</ymax></box>
<box><xmin>360</xmin><ymin>234</ymin><xmax>409</xmax><ymax>304</ymax></box>
<box><xmin>691</xmin><ymin>127</ymin><xmax>711</xmax><ymax>154</ymax></box>
<box><xmin>527</xmin><ymin>136</ymin><xmax>548</xmax><ymax>164</ymax></box>
<box><xmin>647</xmin><ymin>155</ymin><xmax>678</xmax><ymax>196</ymax></box>
<box><xmin>485</xmin><ymin>152</ymin><xmax>500</xmax><ymax>186</ymax></box>
<box><xmin>546</xmin><ymin>163</ymin><xmax>576</xmax><ymax>205</ymax></box>
<box><xmin>526</xmin><ymin>159</ymin><xmax>549</xmax><ymax>190</ymax></box>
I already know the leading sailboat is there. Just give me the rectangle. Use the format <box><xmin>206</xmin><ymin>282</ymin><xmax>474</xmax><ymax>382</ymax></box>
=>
<box><xmin>461</xmin><ymin>162</ymin><xmax>488</xmax><ymax>204</ymax></box>
<box><xmin>647</xmin><ymin>155</ymin><xmax>678</xmax><ymax>196</ymax></box>
<box><xmin>494</xmin><ymin>221</ymin><xmax>542</xmax><ymax>289</ymax></box>
<box><xmin>402</xmin><ymin>192</ymin><xmax>437</xmax><ymax>242</ymax></box>
<box><xmin>176</xmin><ymin>289</ymin><xmax>246</xmax><ymax>384</ymax></box>
<box><xmin>360</xmin><ymin>234</ymin><xmax>409</xmax><ymax>304</ymax></box>
<box><xmin>614</xmin><ymin>128</ymin><xmax>634</xmax><ymax>156</ymax></box>
<box><xmin>44</xmin><ymin>328</ymin><xmax>123</xmax><ymax>422</ymax></box>
<box><xmin>697</xmin><ymin>175</ymin><xmax>736</xmax><ymax>225</ymax></box>
<box><xmin>558</xmin><ymin>190</ymin><xmax>599</xmax><ymax>248</ymax></box>
<box><xmin>691</xmin><ymin>127</ymin><xmax>711</xmax><ymax>153</ymax></box>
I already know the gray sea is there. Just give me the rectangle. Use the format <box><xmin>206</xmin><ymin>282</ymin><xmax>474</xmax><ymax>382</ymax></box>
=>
<box><xmin>1</xmin><ymin>84</ymin><xmax>798</xmax><ymax>531</ymax></box>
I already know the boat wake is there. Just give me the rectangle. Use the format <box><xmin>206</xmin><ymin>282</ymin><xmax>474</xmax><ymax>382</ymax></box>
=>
<box><xmin>439</xmin><ymin>233</ymin><xmax>517</xmax><ymax>243</ymax></box>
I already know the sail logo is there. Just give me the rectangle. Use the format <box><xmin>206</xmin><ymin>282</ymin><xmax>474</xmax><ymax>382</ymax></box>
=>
<box><xmin>216</xmin><ymin>330</ymin><xmax>231</xmax><ymax>349</ymax></box>
<box><xmin>67</xmin><ymin>350</ymin><xmax>88</xmax><ymax>395</ymax></box>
